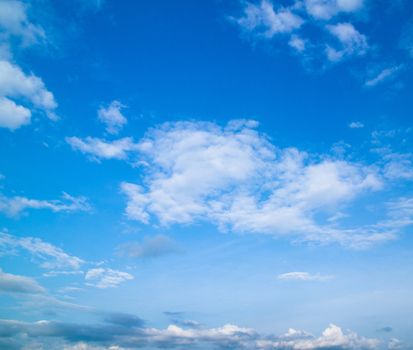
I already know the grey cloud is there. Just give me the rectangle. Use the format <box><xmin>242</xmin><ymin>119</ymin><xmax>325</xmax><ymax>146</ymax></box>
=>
<box><xmin>0</xmin><ymin>269</ymin><xmax>45</xmax><ymax>294</ymax></box>
<box><xmin>0</xmin><ymin>318</ymin><xmax>381</xmax><ymax>350</ymax></box>
<box><xmin>116</xmin><ymin>235</ymin><xmax>179</xmax><ymax>259</ymax></box>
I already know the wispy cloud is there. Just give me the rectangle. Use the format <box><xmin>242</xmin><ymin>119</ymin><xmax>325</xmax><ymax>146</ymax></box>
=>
<box><xmin>277</xmin><ymin>271</ymin><xmax>333</xmax><ymax>281</ymax></box>
<box><xmin>0</xmin><ymin>232</ymin><xmax>84</xmax><ymax>270</ymax></box>
<box><xmin>365</xmin><ymin>65</ymin><xmax>404</xmax><ymax>87</ymax></box>
<box><xmin>0</xmin><ymin>191</ymin><xmax>91</xmax><ymax>217</ymax></box>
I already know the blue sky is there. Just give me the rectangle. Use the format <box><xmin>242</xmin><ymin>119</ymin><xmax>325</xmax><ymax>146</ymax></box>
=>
<box><xmin>0</xmin><ymin>0</ymin><xmax>413</xmax><ymax>349</ymax></box>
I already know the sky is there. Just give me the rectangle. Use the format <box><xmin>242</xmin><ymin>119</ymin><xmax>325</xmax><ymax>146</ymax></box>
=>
<box><xmin>0</xmin><ymin>0</ymin><xmax>413</xmax><ymax>349</ymax></box>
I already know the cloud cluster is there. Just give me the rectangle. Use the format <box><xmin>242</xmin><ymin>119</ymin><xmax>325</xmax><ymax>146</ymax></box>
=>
<box><xmin>85</xmin><ymin>268</ymin><xmax>134</xmax><ymax>289</ymax></box>
<box><xmin>0</xmin><ymin>1</ymin><xmax>58</xmax><ymax>130</ymax></box>
<box><xmin>0</xmin><ymin>318</ymin><xmax>381</xmax><ymax>350</ymax></box>
<box><xmin>234</xmin><ymin>0</ymin><xmax>368</xmax><ymax>65</ymax></box>
<box><xmin>115</xmin><ymin>120</ymin><xmax>410</xmax><ymax>248</ymax></box>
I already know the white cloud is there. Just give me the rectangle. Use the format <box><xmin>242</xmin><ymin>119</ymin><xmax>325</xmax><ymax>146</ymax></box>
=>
<box><xmin>98</xmin><ymin>100</ymin><xmax>127</xmax><ymax>135</ymax></box>
<box><xmin>349</xmin><ymin>121</ymin><xmax>364</xmax><ymax>129</ymax></box>
<box><xmin>0</xmin><ymin>268</ymin><xmax>45</xmax><ymax>294</ymax></box>
<box><xmin>0</xmin><ymin>2</ymin><xmax>59</xmax><ymax>130</ymax></box>
<box><xmin>236</xmin><ymin>0</ymin><xmax>303</xmax><ymax>38</ymax></box>
<box><xmin>277</xmin><ymin>271</ymin><xmax>333</xmax><ymax>281</ymax></box>
<box><xmin>326</xmin><ymin>23</ymin><xmax>368</xmax><ymax>61</ymax></box>
<box><xmin>382</xmin><ymin>153</ymin><xmax>413</xmax><ymax>180</ymax></box>
<box><xmin>0</xmin><ymin>96</ymin><xmax>30</xmax><ymax>129</ymax></box>
<box><xmin>0</xmin><ymin>0</ymin><xmax>45</xmax><ymax>46</ymax></box>
<box><xmin>66</xmin><ymin>137</ymin><xmax>139</xmax><ymax>161</ymax></box>
<box><xmin>289</xmin><ymin>35</ymin><xmax>307</xmax><ymax>52</ymax></box>
<box><xmin>119</xmin><ymin>120</ymin><xmax>398</xmax><ymax>248</ymax></box>
<box><xmin>305</xmin><ymin>0</ymin><xmax>364</xmax><ymax>20</ymax></box>
<box><xmin>0</xmin><ymin>191</ymin><xmax>91</xmax><ymax>217</ymax></box>
<box><xmin>0</xmin><ymin>59</ymin><xmax>58</xmax><ymax>129</ymax></box>
<box><xmin>365</xmin><ymin>65</ymin><xmax>404</xmax><ymax>87</ymax></box>
<box><xmin>256</xmin><ymin>324</ymin><xmax>379</xmax><ymax>349</ymax></box>
<box><xmin>0</xmin><ymin>232</ymin><xmax>84</xmax><ymax>270</ymax></box>
<box><xmin>85</xmin><ymin>268</ymin><xmax>134</xmax><ymax>289</ymax></box>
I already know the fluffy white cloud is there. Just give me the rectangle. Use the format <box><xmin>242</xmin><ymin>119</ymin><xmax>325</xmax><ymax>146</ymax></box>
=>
<box><xmin>277</xmin><ymin>271</ymin><xmax>333</xmax><ymax>281</ymax></box>
<box><xmin>85</xmin><ymin>268</ymin><xmax>134</xmax><ymax>289</ymax></box>
<box><xmin>120</xmin><ymin>120</ymin><xmax>392</xmax><ymax>248</ymax></box>
<box><xmin>0</xmin><ymin>2</ymin><xmax>59</xmax><ymax>130</ymax></box>
<box><xmin>0</xmin><ymin>232</ymin><xmax>84</xmax><ymax>270</ymax></box>
<box><xmin>236</xmin><ymin>0</ymin><xmax>303</xmax><ymax>38</ymax></box>
<box><xmin>0</xmin><ymin>60</ymin><xmax>58</xmax><ymax>129</ymax></box>
<box><xmin>326</xmin><ymin>23</ymin><xmax>368</xmax><ymax>61</ymax></box>
<box><xmin>0</xmin><ymin>191</ymin><xmax>91</xmax><ymax>217</ymax></box>
<box><xmin>98</xmin><ymin>100</ymin><xmax>127</xmax><ymax>135</ymax></box>
<box><xmin>305</xmin><ymin>0</ymin><xmax>364</xmax><ymax>20</ymax></box>
<box><xmin>0</xmin><ymin>96</ymin><xmax>30</xmax><ymax>129</ymax></box>
<box><xmin>66</xmin><ymin>136</ymin><xmax>139</xmax><ymax>161</ymax></box>
<box><xmin>256</xmin><ymin>324</ymin><xmax>379</xmax><ymax>349</ymax></box>
<box><xmin>0</xmin><ymin>269</ymin><xmax>45</xmax><ymax>294</ymax></box>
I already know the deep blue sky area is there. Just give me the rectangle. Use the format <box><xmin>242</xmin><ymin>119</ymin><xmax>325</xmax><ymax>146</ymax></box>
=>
<box><xmin>1</xmin><ymin>1</ymin><xmax>413</xmax><ymax>349</ymax></box>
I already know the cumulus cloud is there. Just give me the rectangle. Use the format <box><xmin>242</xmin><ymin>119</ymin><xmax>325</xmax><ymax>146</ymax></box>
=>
<box><xmin>98</xmin><ymin>100</ymin><xmax>127</xmax><ymax>135</ymax></box>
<box><xmin>326</xmin><ymin>23</ymin><xmax>368</xmax><ymax>61</ymax></box>
<box><xmin>0</xmin><ymin>319</ymin><xmax>380</xmax><ymax>350</ymax></box>
<box><xmin>256</xmin><ymin>324</ymin><xmax>379</xmax><ymax>349</ymax></box>
<box><xmin>66</xmin><ymin>137</ymin><xmax>139</xmax><ymax>161</ymax></box>
<box><xmin>277</xmin><ymin>271</ymin><xmax>333</xmax><ymax>281</ymax></box>
<box><xmin>0</xmin><ymin>232</ymin><xmax>84</xmax><ymax>270</ymax></box>
<box><xmin>235</xmin><ymin>0</ymin><xmax>303</xmax><ymax>38</ymax></box>
<box><xmin>119</xmin><ymin>120</ymin><xmax>397</xmax><ymax>248</ymax></box>
<box><xmin>116</xmin><ymin>235</ymin><xmax>178</xmax><ymax>259</ymax></box>
<box><xmin>0</xmin><ymin>191</ymin><xmax>91</xmax><ymax>217</ymax></box>
<box><xmin>0</xmin><ymin>269</ymin><xmax>45</xmax><ymax>294</ymax></box>
<box><xmin>0</xmin><ymin>2</ymin><xmax>59</xmax><ymax>130</ymax></box>
<box><xmin>0</xmin><ymin>96</ymin><xmax>30</xmax><ymax>129</ymax></box>
<box><xmin>85</xmin><ymin>268</ymin><xmax>134</xmax><ymax>289</ymax></box>
<box><xmin>0</xmin><ymin>60</ymin><xmax>58</xmax><ymax>129</ymax></box>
